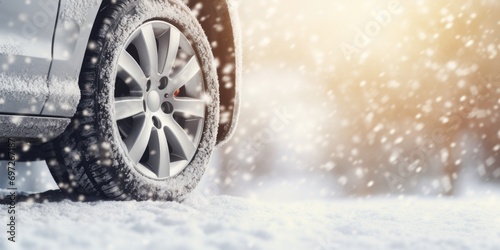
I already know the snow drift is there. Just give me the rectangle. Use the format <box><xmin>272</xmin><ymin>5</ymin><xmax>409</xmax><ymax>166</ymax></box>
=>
<box><xmin>1</xmin><ymin>191</ymin><xmax>499</xmax><ymax>250</ymax></box>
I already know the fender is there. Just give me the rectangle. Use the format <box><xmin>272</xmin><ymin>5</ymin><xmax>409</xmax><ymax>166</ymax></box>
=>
<box><xmin>189</xmin><ymin>0</ymin><xmax>241</xmax><ymax>146</ymax></box>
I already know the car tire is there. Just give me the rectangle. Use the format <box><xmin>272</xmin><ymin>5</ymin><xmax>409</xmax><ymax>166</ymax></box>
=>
<box><xmin>45</xmin><ymin>0</ymin><xmax>219</xmax><ymax>201</ymax></box>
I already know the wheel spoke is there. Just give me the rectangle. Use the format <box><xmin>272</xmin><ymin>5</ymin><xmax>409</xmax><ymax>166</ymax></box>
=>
<box><xmin>160</xmin><ymin>27</ymin><xmax>181</xmax><ymax>76</ymax></box>
<box><xmin>172</xmin><ymin>97</ymin><xmax>205</xmax><ymax>118</ymax></box>
<box><xmin>115</xmin><ymin>97</ymin><xmax>144</xmax><ymax>120</ymax></box>
<box><xmin>167</xmin><ymin>56</ymin><xmax>200</xmax><ymax>93</ymax></box>
<box><xmin>163</xmin><ymin>116</ymin><xmax>196</xmax><ymax>160</ymax></box>
<box><xmin>147</xmin><ymin>128</ymin><xmax>170</xmax><ymax>178</ymax></box>
<box><xmin>118</xmin><ymin>51</ymin><xmax>147</xmax><ymax>91</ymax></box>
<box><xmin>124</xmin><ymin>114</ymin><xmax>153</xmax><ymax>164</ymax></box>
<box><xmin>133</xmin><ymin>24</ymin><xmax>159</xmax><ymax>76</ymax></box>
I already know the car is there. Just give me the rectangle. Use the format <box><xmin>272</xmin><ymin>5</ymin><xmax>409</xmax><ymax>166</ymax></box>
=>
<box><xmin>0</xmin><ymin>0</ymin><xmax>240</xmax><ymax>201</ymax></box>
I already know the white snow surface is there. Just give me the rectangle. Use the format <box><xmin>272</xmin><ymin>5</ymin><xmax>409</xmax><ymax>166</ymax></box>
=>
<box><xmin>1</xmin><ymin>193</ymin><xmax>499</xmax><ymax>250</ymax></box>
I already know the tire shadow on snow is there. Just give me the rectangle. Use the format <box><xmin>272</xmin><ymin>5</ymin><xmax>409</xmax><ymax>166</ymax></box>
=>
<box><xmin>0</xmin><ymin>190</ymin><xmax>101</xmax><ymax>204</ymax></box>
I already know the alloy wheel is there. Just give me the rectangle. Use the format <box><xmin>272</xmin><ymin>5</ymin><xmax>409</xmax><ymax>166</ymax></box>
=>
<box><xmin>114</xmin><ymin>21</ymin><xmax>206</xmax><ymax>179</ymax></box>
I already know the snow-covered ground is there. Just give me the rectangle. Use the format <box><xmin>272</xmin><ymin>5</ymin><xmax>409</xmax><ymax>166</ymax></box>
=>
<box><xmin>1</xmin><ymin>191</ymin><xmax>499</xmax><ymax>250</ymax></box>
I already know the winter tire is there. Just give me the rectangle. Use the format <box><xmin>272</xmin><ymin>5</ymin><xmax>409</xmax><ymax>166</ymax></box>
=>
<box><xmin>45</xmin><ymin>0</ymin><xmax>219</xmax><ymax>201</ymax></box>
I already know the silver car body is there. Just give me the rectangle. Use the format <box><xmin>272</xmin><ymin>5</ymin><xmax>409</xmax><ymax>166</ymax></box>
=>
<box><xmin>0</xmin><ymin>0</ymin><xmax>239</xmax><ymax>145</ymax></box>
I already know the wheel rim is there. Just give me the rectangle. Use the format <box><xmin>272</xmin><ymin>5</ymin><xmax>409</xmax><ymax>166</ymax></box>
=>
<box><xmin>114</xmin><ymin>20</ymin><xmax>206</xmax><ymax>180</ymax></box>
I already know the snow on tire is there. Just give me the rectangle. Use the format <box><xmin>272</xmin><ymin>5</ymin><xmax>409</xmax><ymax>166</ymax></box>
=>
<box><xmin>45</xmin><ymin>0</ymin><xmax>219</xmax><ymax>201</ymax></box>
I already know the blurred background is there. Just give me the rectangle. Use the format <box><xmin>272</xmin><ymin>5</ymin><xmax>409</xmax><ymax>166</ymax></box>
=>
<box><xmin>2</xmin><ymin>0</ymin><xmax>500</xmax><ymax>201</ymax></box>
<box><xmin>201</xmin><ymin>0</ymin><xmax>500</xmax><ymax>200</ymax></box>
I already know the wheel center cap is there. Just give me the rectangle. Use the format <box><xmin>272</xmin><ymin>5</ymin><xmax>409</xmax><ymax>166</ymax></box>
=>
<box><xmin>147</xmin><ymin>91</ymin><xmax>161</xmax><ymax>112</ymax></box>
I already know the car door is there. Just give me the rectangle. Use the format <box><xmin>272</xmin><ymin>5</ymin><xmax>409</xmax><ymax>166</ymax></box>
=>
<box><xmin>0</xmin><ymin>0</ymin><xmax>59</xmax><ymax>115</ymax></box>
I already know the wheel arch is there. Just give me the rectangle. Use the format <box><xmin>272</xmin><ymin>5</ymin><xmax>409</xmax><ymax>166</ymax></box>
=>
<box><xmin>186</xmin><ymin>0</ymin><xmax>241</xmax><ymax>146</ymax></box>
